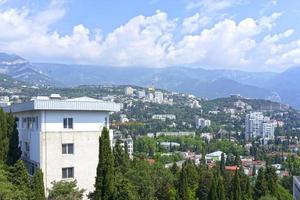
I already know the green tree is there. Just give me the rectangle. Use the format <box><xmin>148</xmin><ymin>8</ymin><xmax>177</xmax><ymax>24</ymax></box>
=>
<box><xmin>10</xmin><ymin>160</ymin><xmax>32</xmax><ymax>198</ymax></box>
<box><xmin>0</xmin><ymin>163</ymin><xmax>25</xmax><ymax>199</ymax></box>
<box><xmin>93</xmin><ymin>127</ymin><xmax>115</xmax><ymax>200</ymax></box>
<box><xmin>254</xmin><ymin>168</ymin><xmax>268</xmax><ymax>200</ymax></box>
<box><xmin>217</xmin><ymin>176</ymin><xmax>226</xmax><ymax>200</ymax></box>
<box><xmin>208</xmin><ymin>177</ymin><xmax>218</xmax><ymax>200</ymax></box>
<box><xmin>0</xmin><ymin>109</ymin><xmax>8</xmax><ymax>163</ymax></box>
<box><xmin>196</xmin><ymin>169</ymin><xmax>213</xmax><ymax>200</ymax></box>
<box><xmin>232</xmin><ymin>170</ymin><xmax>242</xmax><ymax>200</ymax></box>
<box><xmin>265</xmin><ymin>166</ymin><xmax>278</xmax><ymax>197</ymax></box>
<box><xmin>178</xmin><ymin>160</ymin><xmax>197</xmax><ymax>200</ymax></box>
<box><xmin>6</xmin><ymin>113</ymin><xmax>21</xmax><ymax>166</ymax></box>
<box><xmin>220</xmin><ymin>153</ymin><xmax>225</xmax><ymax>175</ymax></box>
<box><xmin>113</xmin><ymin>139</ymin><xmax>129</xmax><ymax>173</ymax></box>
<box><xmin>48</xmin><ymin>180</ymin><xmax>85</xmax><ymax>200</ymax></box>
<box><xmin>32</xmin><ymin>169</ymin><xmax>45</xmax><ymax>200</ymax></box>
<box><xmin>113</xmin><ymin>174</ymin><xmax>137</xmax><ymax>200</ymax></box>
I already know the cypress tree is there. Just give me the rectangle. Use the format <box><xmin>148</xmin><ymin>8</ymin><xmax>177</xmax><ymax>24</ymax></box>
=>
<box><xmin>252</xmin><ymin>164</ymin><xmax>256</xmax><ymax>176</ymax></box>
<box><xmin>254</xmin><ymin>168</ymin><xmax>268</xmax><ymax>200</ymax></box>
<box><xmin>220</xmin><ymin>153</ymin><xmax>225</xmax><ymax>176</ymax></box>
<box><xmin>217</xmin><ymin>176</ymin><xmax>226</xmax><ymax>200</ymax></box>
<box><xmin>178</xmin><ymin>160</ymin><xmax>197</xmax><ymax>200</ymax></box>
<box><xmin>93</xmin><ymin>127</ymin><xmax>114</xmax><ymax>200</ymax></box>
<box><xmin>197</xmin><ymin>170</ymin><xmax>213</xmax><ymax>200</ymax></box>
<box><xmin>32</xmin><ymin>168</ymin><xmax>45</xmax><ymax>200</ymax></box>
<box><xmin>0</xmin><ymin>109</ymin><xmax>9</xmax><ymax>163</ymax></box>
<box><xmin>234</xmin><ymin>153</ymin><xmax>242</xmax><ymax>166</ymax></box>
<box><xmin>10</xmin><ymin>160</ymin><xmax>32</xmax><ymax>198</ymax></box>
<box><xmin>208</xmin><ymin>177</ymin><xmax>218</xmax><ymax>200</ymax></box>
<box><xmin>265</xmin><ymin>166</ymin><xmax>278</xmax><ymax>196</ymax></box>
<box><xmin>232</xmin><ymin>170</ymin><xmax>242</xmax><ymax>200</ymax></box>
<box><xmin>6</xmin><ymin>113</ymin><xmax>21</xmax><ymax>166</ymax></box>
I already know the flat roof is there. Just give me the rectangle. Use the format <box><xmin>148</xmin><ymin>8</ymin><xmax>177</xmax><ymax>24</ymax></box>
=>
<box><xmin>3</xmin><ymin>97</ymin><xmax>120</xmax><ymax>113</ymax></box>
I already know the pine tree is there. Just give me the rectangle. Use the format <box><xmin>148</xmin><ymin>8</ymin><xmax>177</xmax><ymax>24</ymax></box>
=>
<box><xmin>0</xmin><ymin>109</ymin><xmax>9</xmax><ymax>163</ymax></box>
<box><xmin>234</xmin><ymin>153</ymin><xmax>242</xmax><ymax>166</ymax></box>
<box><xmin>93</xmin><ymin>127</ymin><xmax>115</xmax><ymax>200</ymax></box>
<box><xmin>32</xmin><ymin>169</ymin><xmax>45</xmax><ymax>200</ymax></box>
<box><xmin>254</xmin><ymin>168</ymin><xmax>268</xmax><ymax>200</ymax></box>
<box><xmin>6</xmin><ymin>113</ymin><xmax>21</xmax><ymax>166</ymax></box>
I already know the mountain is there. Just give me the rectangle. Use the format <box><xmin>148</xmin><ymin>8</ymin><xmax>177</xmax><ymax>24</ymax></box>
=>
<box><xmin>266</xmin><ymin>66</ymin><xmax>300</xmax><ymax>108</ymax></box>
<box><xmin>0</xmin><ymin>53</ymin><xmax>60</xmax><ymax>86</ymax></box>
<box><xmin>0</xmin><ymin>73</ymin><xmax>26</xmax><ymax>88</ymax></box>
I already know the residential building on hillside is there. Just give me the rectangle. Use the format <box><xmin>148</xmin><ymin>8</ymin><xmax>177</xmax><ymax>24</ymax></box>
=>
<box><xmin>156</xmin><ymin>131</ymin><xmax>195</xmax><ymax>137</ymax></box>
<box><xmin>205</xmin><ymin>151</ymin><xmax>226</xmax><ymax>162</ymax></box>
<box><xmin>154</xmin><ymin>91</ymin><xmax>164</xmax><ymax>103</ymax></box>
<box><xmin>152</xmin><ymin>114</ymin><xmax>176</xmax><ymax>121</ymax></box>
<box><xmin>113</xmin><ymin>135</ymin><xmax>134</xmax><ymax>159</ymax></box>
<box><xmin>245</xmin><ymin>112</ymin><xmax>275</xmax><ymax>141</ymax></box>
<box><xmin>137</xmin><ymin>90</ymin><xmax>146</xmax><ymax>98</ymax></box>
<box><xmin>4</xmin><ymin>96</ymin><xmax>120</xmax><ymax>198</ymax></box>
<box><xmin>124</xmin><ymin>86</ymin><xmax>134</xmax><ymax>95</ymax></box>
<box><xmin>195</xmin><ymin>117</ymin><xmax>211</xmax><ymax>129</ymax></box>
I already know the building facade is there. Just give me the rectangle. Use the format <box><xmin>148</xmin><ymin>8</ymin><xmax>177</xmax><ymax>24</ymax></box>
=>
<box><xmin>4</xmin><ymin>96</ymin><xmax>120</xmax><ymax>198</ymax></box>
<box><xmin>195</xmin><ymin>117</ymin><xmax>211</xmax><ymax>129</ymax></box>
<box><xmin>245</xmin><ymin>112</ymin><xmax>275</xmax><ymax>141</ymax></box>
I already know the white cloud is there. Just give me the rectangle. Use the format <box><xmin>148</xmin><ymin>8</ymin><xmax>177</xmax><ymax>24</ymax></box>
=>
<box><xmin>186</xmin><ymin>0</ymin><xmax>237</xmax><ymax>13</ymax></box>
<box><xmin>182</xmin><ymin>13</ymin><xmax>210</xmax><ymax>34</ymax></box>
<box><xmin>0</xmin><ymin>3</ymin><xmax>299</xmax><ymax>72</ymax></box>
<box><xmin>0</xmin><ymin>0</ymin><xmax>8</xmax><ymax>5</ymax></box>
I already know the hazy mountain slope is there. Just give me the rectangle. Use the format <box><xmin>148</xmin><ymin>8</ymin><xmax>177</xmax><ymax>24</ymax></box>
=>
<box><xmin>0</xmin><ymin>53</ymin><xmax>61</xmax><ymax>86</ymax></box>
<box><xmin>266</xmin><ymin>66</ymin><xmax>300</xmax><ymax>108</ymax></box>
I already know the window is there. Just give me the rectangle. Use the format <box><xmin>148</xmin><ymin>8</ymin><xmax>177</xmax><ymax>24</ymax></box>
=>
<box><xmin>25</xmin><ymin>142</ymin><xmax>30</xmax><ymax>152</ymax></box>
<box><xmin>62</xmin><ymin>143</ymin><xmax>74</xmax><ymax>154</ymax></box>
<box><xmin>63</xmin><ymin>118</ymin><xmax>73</xmax><ymax>129</ymax></box>
<box><xmin>62</xmin><ymin>167</ymin><xmax>74</xmax><ymax>179</ymax></box>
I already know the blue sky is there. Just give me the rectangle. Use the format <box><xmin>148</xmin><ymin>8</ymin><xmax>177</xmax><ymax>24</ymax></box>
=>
<box><xmin>0</xmin><ymin>0</ymin><xmax>300</xmax><ymax>72</ymax></box>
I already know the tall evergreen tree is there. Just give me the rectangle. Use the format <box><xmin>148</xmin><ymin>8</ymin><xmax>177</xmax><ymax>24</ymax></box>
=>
<box><xmin>234</xmin><ymin>153</ymin><xmax>242</xmax><ymax>166</ymax></box>
<box><xmin>265</xmin><ymin>166</ymin><xmax>278</xmax><ymax>197</ymax></box>
<box><xmin>0</xmin><ymin>109</ymin><xmax>9</xmax><ymax>163</ymax></box>
<box><xmin>253</xmin><ymin>164</ymin><xmax>256</xmax><ymax>176</ymax></box>
<box><xmin>232</xmin><ymin>170</ymin><xmax>242</xmax><ymax>200</ymax></box>
<box><xmin>254</xmin><ymin>168</ymin><xmax>268</xmax><ymax>200</ymax></box>
<box><xmin>217</xmin><ymin>176</ymin><xmax>226</xmax><ymax>200</ymax></box>
<box><xmin>208</xmin><ymin>177</ymin><xmax>218</xmax><ymax>200</ymax></box>
<box><xmin>10</xmin><ymin>160</ymin><xmax>32</xmax><ymax>198</ymax></box>
<box><xmin>178</xmin><ymin>160</ymin><xmax>197</xmax><ymax>200</ymax></box>
<box><xmin>6</xmin><ymin>113</ymin><xmax>21</xmax><ymax>166</ymax></box>
<box><xmin>197</xmin><ymin>170</ymin><xmax>213</xmax><ymax>200</ymax></box>
<box><xmin>32</xmin><ymin>169</ymin><xmax>45</xmax><ymax>200</ymax></box>
<box><xmin>93</xmin><ymin>127</ymin><xmax>114</xmax><ymax>200</ymax></box>
<box><xmin>220</xmin><ymin>153</ymin><xmax>225</xmax><ymax>176</ymax></box>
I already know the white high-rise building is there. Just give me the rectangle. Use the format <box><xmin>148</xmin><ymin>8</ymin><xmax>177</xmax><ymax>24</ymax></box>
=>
<box><xmin>245</xmin><ymin>112</ymin><xmax>274</xmax><ymax>140</ymax></box>
<box><xmin>4</xmin><ymin>96</ymin><xmax>120</xmax><ymax>198</ymax></box>
<box><xmin>154</xmin><ymin>91</ymin><xmax>164</xmax><ymax>103</ymax></box>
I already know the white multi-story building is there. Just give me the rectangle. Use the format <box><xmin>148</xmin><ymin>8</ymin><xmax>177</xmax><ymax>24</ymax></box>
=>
<box><xmin>124</xmin><ymin>86</ymin><xmax>134</xmax><ymax>95</ymax></box>
<box><xmin>195</xmin><ymin>117</ymin><xmax>211</xmax><ymax>129</ymax></box>
<box><xmin>152</xmin><ymin>114</ymin><xmax>176</xmax><ymax>121</ymax></box>
<box><xmin>112</xmin><ymin>135</ymin><xmax>134</xmax><ymax>159</ymax></box>
<box><xmin>4</xmin><ymin>96</ymin><xmax>120</xmax><ymax>198</ymax></box>
<box><xmin>245</xmin><ymin>112</ymin><xmax>275</xmax><ymax>141</ymax></box>
<box><xmin>154</xmin><ymin>91</ymin><xmax>164</xmax><ymax>103</ymax></box>
<box><xmin>137</xmin><ymin>90</ymin><xmax>146</xmax><ymax>99</ymax></box>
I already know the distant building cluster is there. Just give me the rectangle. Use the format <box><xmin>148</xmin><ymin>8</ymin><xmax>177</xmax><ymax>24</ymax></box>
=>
<box><xmin>124</xmin><ymin>86</ymin><xmax>173</xmax><ymax>105</ymax></box>
<box><xmin>245</xmin><ymin>112</ymin><xmax>275</xmax><ymax>141</ymax></box>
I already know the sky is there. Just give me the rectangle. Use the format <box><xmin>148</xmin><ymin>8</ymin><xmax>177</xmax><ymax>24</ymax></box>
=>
<box><xmin>0</xmin><ymin>0</ymin><xmax>300</xmax><ymax>72</ymax></box>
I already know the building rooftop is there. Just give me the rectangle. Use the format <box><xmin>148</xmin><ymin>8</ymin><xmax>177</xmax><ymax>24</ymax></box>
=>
<box><xmin>3</xmin><ymin>96</ymin><xmax>120</xmax><ymax>113</ymax></box>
